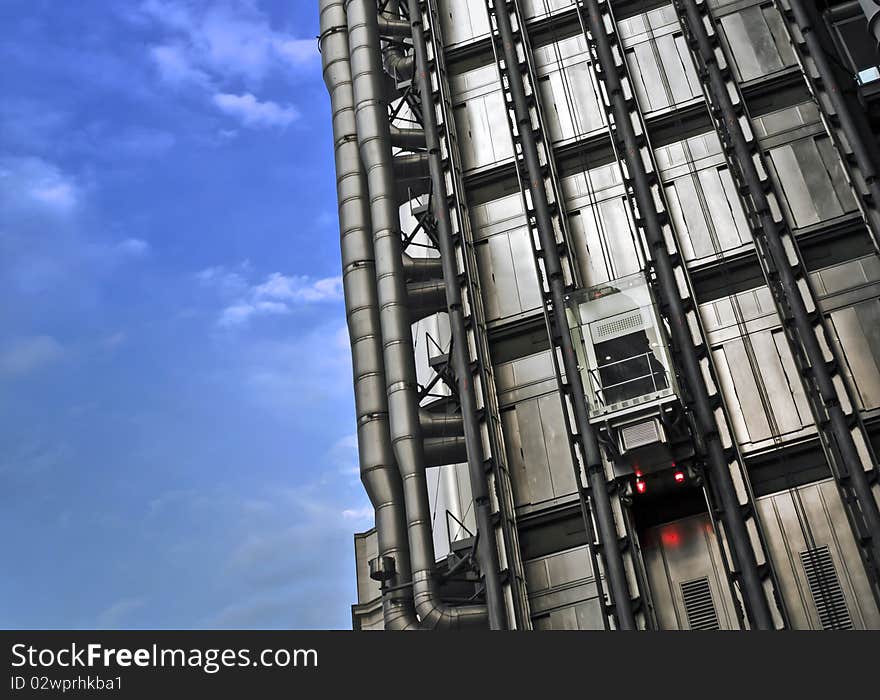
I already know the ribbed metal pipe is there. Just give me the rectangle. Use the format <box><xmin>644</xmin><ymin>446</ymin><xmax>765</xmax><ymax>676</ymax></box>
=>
<box><xmin>347</xmin><ymin>0</ymin><xmax>487</xmax><ymax>630</ymax></box>
<box><xmin>319</xmin><ymin>0</ymin><xmax>416</xmax><ymax>629</ymax></box>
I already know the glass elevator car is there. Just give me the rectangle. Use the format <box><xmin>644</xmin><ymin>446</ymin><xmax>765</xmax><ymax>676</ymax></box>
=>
<box><xmin>566</xmin><ymin>273</ymin><xmax>693</xmax><ymax>480</ymax></box>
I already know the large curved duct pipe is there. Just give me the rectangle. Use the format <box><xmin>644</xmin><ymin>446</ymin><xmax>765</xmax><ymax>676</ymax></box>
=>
<box><xmin>405</xmin><ymin>0</ymin><xmax>509</xmax><ymax>629</ymax></box>
<box><xmin>347</xmin><ymin>0</ymin><xmax>487</xmax><ymax>630</ymax></box>
<box><xmin>407</xmin><ymin>279</ymin><xmax>446</xmax><ymax>323</ymax></box>
<box><xmin>403</xmin><ymin>253</ymin><xmax>442</xmax><ymax>281</ymax></box>
<box><xmin>380</xmin><ymin>1</ymin><xmax>413</xmax><ymax>81</ymax></box>
<box><xmin>319</xmin><ymin>0</ymin><xmax>415</xmax><ymax>629</ymax></box>
<box><xmin>856</xmin><ymin>0</ymin><xmax>879</xmax><ymax>49</ymax></box>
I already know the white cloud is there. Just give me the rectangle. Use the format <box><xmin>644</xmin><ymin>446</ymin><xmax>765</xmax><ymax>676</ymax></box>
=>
<box><xmin>149</xmin><ymin>44</ymin><xmax>212</xmax><ymax>88</ymax></box>
<box><xmin>253</xmin><ymin>273</ymin><xmax>342</xmax><ymax>302</ymax></box>
<box><xmin>0</xmin><ymin>336</ymin><xmax>64</xmax><ymax>375</ymax></box>
<box><xmin>116</xmin><ymin>238</ymin><xmax>151</xmax><ymax>257</ymax></box>
<box><xmin>0</xmin><ymin>156</ymin><xmax>80</xmax><ymax>214</ymax></box>
<box><xmin>140</xmin><ymin>0</ymin><xmax>317</xmax><ymax>85</ymax></box>
<box><xmin>218</xmin><ymin>299</ymin><xmax>289</xmax><ymax>327</ymax></box>
<box><xmin>212</xmin><ymin>92</ymin><xmax>299</xmax><ymax>129</ymax></box>
<box><xmin>199</xmin><ymin>266</ymin><xmax>343</xmax><ymax>327</ymax></box>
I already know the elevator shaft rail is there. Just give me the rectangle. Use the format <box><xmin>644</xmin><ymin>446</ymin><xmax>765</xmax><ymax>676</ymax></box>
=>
<box><xmin>413</xmin><ymin>0</ymin><xmax>534</xmax><ymax>629</ymax></box>
<box><xmin>773</xmin><ymin>0</ymin><xmax>880</xmax><ymax>251</ymax></box>
<box><xmin>674</xmin><ymin>0</ymin><xmax>880</xmax><ymax>612</ymax></box>
<box><xmin>572</xmin><ymin>0</ymin><xmax>788</xmax><ymax>629</ymax></box>
<box><xmin>484</xmin><ymin>0</ymin><xmax>650</xmax><ymax>630</ymax></box>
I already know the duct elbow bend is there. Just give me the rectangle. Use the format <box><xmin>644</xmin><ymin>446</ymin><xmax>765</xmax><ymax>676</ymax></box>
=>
<box><xmin>412</xmin><ymin>574</ymin><xmax>488</xmax><ymax>630</ymax></box>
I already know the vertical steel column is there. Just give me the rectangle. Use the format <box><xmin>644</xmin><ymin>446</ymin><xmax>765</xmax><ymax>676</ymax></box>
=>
<box><xmin>675</xmin><ymin>0</ymin><xmax>880</xmax><ymax>611</ymax></box>
<box><xmin>574</xmin><ymin>0</ymin><xmax>785</xmax><ymax>629</ymax></box>
<box><xmin>403</xmin><ymin>0</ymin><xmax>508</xmax><ymax>630</ymax></box>
<box><xmin>775</xmin><ymin>0</ymin><xmax>880</xmax><ymax>251</ymax></box>
<box><xmin>484</xmin><ymin>0</ymin><xmax>638</xmax><ymax>630</ymax></box>
<box><xmin>416</xmin><ymin>0</ymin><xmax>534</xmax><ymax>629</ymax></box>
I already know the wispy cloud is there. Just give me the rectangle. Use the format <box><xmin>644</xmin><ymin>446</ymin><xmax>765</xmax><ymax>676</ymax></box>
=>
<box><xmin>198</xmin><ymin>265</ymin><xmax>342</xmax><ymax>327</ymax></box>
<box><xmin>140</xmin><ymin>0</ymin><xmax>318</xmax><ymax>84</ymax></box>
<box><xmin>97</xmin><ymin>596</ymin><xmax>148</xmax><ymax>628</ymax></box>
<box><xmin>0</xmin><ymin>156</ymin><xmax>80</xmax><ymax>215</ymax></box>
<box><xmin>0</xmin><ymin>336</ymin><xmax>64</xmax><ymax>375</ymax></box>
<box><xmin>212</xmin><ymin>93</ymin><xmax>299</xmax><ymax>129</ymax></box>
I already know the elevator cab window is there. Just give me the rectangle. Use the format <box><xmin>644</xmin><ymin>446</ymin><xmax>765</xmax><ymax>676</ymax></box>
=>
<box><xmin>566</xmin><ymin>273</ymin><xmax>675</xmax><ymax>419</ymax></box>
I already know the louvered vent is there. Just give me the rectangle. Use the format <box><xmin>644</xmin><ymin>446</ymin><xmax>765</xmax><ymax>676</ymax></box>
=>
<box><xmin>620</xmin><ymin>419</ymin><xmax>661</xmax><ymax>451</ymax></box>
<box><xmin>593</xmin><ymin>311</ymin><xmax>643</xmax><ymax>341</ymax></box>
<box><xmin>680</xmin><ymin>577</ymin><xmax>720</xmax><ymax>630</ymax></box>
<box><xmin>800</xmin><ymin>546</ymin><xmax>853</xmax><ymax>630</ymax></box>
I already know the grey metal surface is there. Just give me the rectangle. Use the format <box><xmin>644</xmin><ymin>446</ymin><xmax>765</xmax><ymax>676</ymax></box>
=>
<box><xmin>320</xmin><ymin>0</ymin><xmax>414</xmax><ymax>628</ymax></box>
<box><xmin>334</xmin><ymin>0</ymin><xmax>880</xmax><ymax>632</ymax></box>
<box><xmin>347</xmin><ymin>0</ymin><xmax>487</xmax><ymax>629</ymax></box>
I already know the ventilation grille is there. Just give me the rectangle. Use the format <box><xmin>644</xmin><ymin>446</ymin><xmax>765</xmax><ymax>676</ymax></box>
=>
<box><xmin>620</xmin><ymin>419</ymin><xmax>661</xmax><ymax>451</ymax></box>
<box><xmin>593</xmin><ymin>311</ymin><xmax>643</xmax><ymax>341</ymax></box>
<box><xmin>680</xmin><ymin>577</ymin><xmax>720</xmax><ymax>630</ymax></box>
<box><xmin>800</xmin><ymin>545</ymin><xmax>853</xmax><ymax>630</ymax></box>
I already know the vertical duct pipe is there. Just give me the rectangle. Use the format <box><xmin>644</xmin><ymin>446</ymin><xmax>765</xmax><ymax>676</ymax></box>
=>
<box><xmin>319</xmin><ymin>0</ymin><xmax>416</xmax><ymax>629</ymax></box>
<box><xmin>579</xmin><ymin>0</ymin><xmax>775</xmax><ymax>628</ymax></box>
<box><xmin>347</xmin><ymin>0</ymin><xmax>487</xmax><ymax>630</ymax></box>
<box><xmin>488</xmin><ymin>3</ymin><xmax>635</xmax><ymax>630</ymax></box>
<box><xmin>405</xmin><ymin>0</ymin><xmax>509</xmax><ymax>630</ymax></box>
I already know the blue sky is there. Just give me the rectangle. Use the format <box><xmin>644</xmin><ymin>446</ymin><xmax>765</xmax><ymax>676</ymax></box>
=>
<box><xmin>0</xmin><ymin>0</ymin><xmax>370</xmax><ymax>629</ymax></box>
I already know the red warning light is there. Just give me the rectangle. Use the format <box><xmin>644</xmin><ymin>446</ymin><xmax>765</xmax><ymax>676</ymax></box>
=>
<box><xmin>634</xmin><ymin>468</ymin><xmax>643</xmax><ymax>478</ymax></box>
<box><xmin>673</xmin><ymin>470</ymin><xmax>686</xmax><ymax>484</ymax></box>
<box><xmin>635</xmin><ymin>479</ymin><xmax>647</xmax><ymax>494</ymax></box>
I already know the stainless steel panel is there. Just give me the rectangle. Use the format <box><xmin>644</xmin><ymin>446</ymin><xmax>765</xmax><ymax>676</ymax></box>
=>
<box><xmin>719</xmin><ymin>4</ymin><xmax>795</xmax><ymax>81</ymax></box>
<box><xmin>438</xmin><ymin>0</ymin><xmax>490</xmax><ymax>46</ymax></box>
<box><xmin>501</xmin><ymin>394</ymin><xmax>576</xmax><ymax>507</ymax></box>
<box><xmin>828</xmin><ymin>303</ymin><xmax>880</xmax><ymax>410</ymax></box>
<box><xmin>756</xmin><ymin>480</ymin><xmax>880</xmax><ymax>629</ymax></box>
<box><xmin>642</xmin><ymin>514</ymin><xmax>738</xmax><ymax>629</ymax></box>
<box><xmin>718</xmin><ymin>338</ymin><xmax>773</xmax><ymax>442</ymax></box>
<box><xmin>474</xmin><ymin>225</ymin><xmax>542</xmax><ymax>323</ymax></box>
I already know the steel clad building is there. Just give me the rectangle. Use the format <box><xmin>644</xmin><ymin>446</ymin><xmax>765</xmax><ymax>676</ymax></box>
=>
<box><xmin>320</xmin><ymin>0</ymin><xmax>880</xmax><ymax>630</ymax></box>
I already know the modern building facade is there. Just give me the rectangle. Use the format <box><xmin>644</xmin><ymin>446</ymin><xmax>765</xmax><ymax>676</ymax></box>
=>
<box><xmin>320</xmin><ymin>0</ymin><xmax>880</xmax><ymax>630</ymax></box>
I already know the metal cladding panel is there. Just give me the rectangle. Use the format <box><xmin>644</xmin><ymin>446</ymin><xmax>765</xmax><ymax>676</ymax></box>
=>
<box><xmin>500</xmin><ymin>394</ymin><xmax>578</xmax><ymax>508</ymax></box>
<box><xmin>715</xmin><ymin>1</ymin><xmax>796</xmax><ymax>82</ymax></box>
<box><xmin>827</xmin><ymin>301</ymin><xmax>880</xmax><ymax>410</ymax></box>
<box><xmin>617</xmin><ymin>5</ymin><xmax>702</xmax><ymax>114</ymax></box>
<box><xmin>562</xmin><ymin>163</ymin><xmax>644</xmax><ymax>287</ymax></box>
<box><xmin>532</xmin><ymin>34</ymin><xmax>607</xmax><ymax>144</ymax></box>
<box><xmin>437</xmin><ymin>0</ymin><xmax>490</xmax><ymax>46</ymax></box>
<box><xmin>655</xmin><ymin>132</ymin><xmax>753</xmax><ymax>264</ymax></box>
<box><xmin>756</xmin><ymin>479</ymin><xmax>880</xmax><ymax>629</ymax></box>
<box><xmin>427</xmin><ymin>463</ymin><xmax>475</xmax><ymax>560</ymax></box>
<box><xmin>525</xmin><ymin>545</ymin><xmax>604</xmax><ymax>630</ymax></box>
<box><xmin>752</xmin><ymin>101</ymin><xmax>859</xmax><ymax>229</ymax></box>
<box><xmin>642</xmin><ymin>514</ymin><xmax>739</xmax><ymax>630</ymax></box>
<box><xmin>519</xmin><ymin>0</ymin><xmax>575</xmax><ymax>21</ymax></box>
<box><xmin>450</xmin><ymin>65</ymin><xmax>514</xmax><ymax>172</ymax></box>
